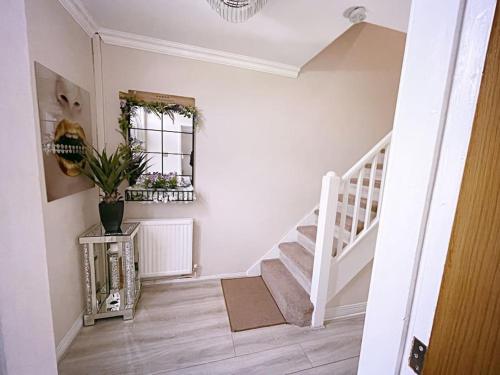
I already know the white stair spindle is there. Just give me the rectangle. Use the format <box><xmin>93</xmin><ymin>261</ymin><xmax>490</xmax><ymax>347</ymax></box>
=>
<box><xmin>350</xmin><ymin>168</ymin><xmax>364</xmax><ymax>244</ymax></box>
<box><xmin>337</xmin><ymin>180</ymin><xmax>349</xmax><ymax>257</ymax></box>
<box><xmin>364</xmin><ymin>154</ymin><xmax>379</xmax><ymax>228</ymax></box>
<box><xmin>376</xmin><ymin>145</ymin><xmax>391</xmax><ymax>218</ymax></box>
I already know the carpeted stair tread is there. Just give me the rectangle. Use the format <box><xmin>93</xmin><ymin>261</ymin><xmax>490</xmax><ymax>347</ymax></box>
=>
<box><xmin>297</xmin><ymin>225</ymin><xmax>318</xmax><ymax>242</ymax></box>
<box><xmin>364</xmin><ymin>163</ymin><xmax>384</xmax><ymax>170</ymax></box>
<box><xmin>338</xmin><ymin>194</ymin><xmax>379</xmax><ymax>212</ymax></box>
<box><xmin>349</xmin><ymin>177</ymin><xmax>382</xmax><ymax>188</ymax></box>
<box><xmin>314</xmin><ymin>195</ymin><xmax>378</xmax><ymax>216</ymax></box>
<box><xmin>336</xmin><ymin>212</ymin><xmax>363</xmax><ymax>233</ymax></box>
<box><xmin>279</xmin><ymin>242</ymin><xmax>314</xmax><ymax>282</ymax></box>
<box><xmin>297</xmin><ymin>225</ymin><xmax>347</xmax><ymax>253</ymax></box>
<box><xmin>261</xmin><ymin>259</ymin><xmax>313</xmax><ymax>327</ymax></box>
<box><xmin>311</xmin><ymin>211</ymin><xmax>366</xmax><ymax>234</ymax></box>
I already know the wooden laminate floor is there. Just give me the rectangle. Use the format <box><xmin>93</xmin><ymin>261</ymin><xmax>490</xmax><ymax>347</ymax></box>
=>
<box><xmin>59</xmin><ymin>279</ymin><xmax>363</xmax><ymax>374</ymax></box>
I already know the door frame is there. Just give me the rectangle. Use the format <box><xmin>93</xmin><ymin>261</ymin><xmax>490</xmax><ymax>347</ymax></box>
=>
<box><xmin>358</xmin><ymin>0</ymin><xmax>497</xmax><ymax>374</ymax></box>
<box><xmin>399</xmin><ymin>1</ymin><xmax>497</xmax><ymax>373</ymax></box>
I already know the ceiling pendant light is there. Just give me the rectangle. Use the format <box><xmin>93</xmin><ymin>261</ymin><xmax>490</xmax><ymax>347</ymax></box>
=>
<box><xmin>206</xmin><ymin>0</ymin><xmax>268</xmax><ymax>23</ymax></box>
<box><xmin>343</xmin><ymin>6</ymin><xmax>367</xmax><ymax>24</ymax></box>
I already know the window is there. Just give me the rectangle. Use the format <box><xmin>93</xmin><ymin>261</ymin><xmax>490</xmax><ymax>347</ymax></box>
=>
<box><xmin>129</xmin><ymin>106</ymin><xmax>194</xmax><ymax>185</ymax></box>
<box><xmin>120</xmin><ymin>90</ymin><xmax>198</xmax><ymax>202</ymax></box>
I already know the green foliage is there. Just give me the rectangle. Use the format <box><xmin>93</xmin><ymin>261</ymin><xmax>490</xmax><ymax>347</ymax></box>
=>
<box><xmin>128</xmin><ymin>149</ymin><xmax>149</xmax><ymax>186</ymax></box>
<box><xmin>165</xmin><ymin>175</ymin><xmax>178</xmax><ymax>189</ymax></box>
<box><xmin>140</xmin><ymin>172</ymin><xmax>178</xmax><ymax>190</ymax></box>
<box><xmin>117</xmin><ymin>139</ymin><xmax>149</xmax><ymax>186</ymax></box>
<box><xmin>80</xmin><ymin>147</ymin><xmax>130</xmax><ymax>203</ymax></box>
<box><xmin>119</xmin><ymin>96</ymin><xmax>200</xmax><ymax>133</ymax></box>
<box><xmin>118</xmin><ymin>95</ymin><xmax>201</xmax><ymax>187</ymax></box>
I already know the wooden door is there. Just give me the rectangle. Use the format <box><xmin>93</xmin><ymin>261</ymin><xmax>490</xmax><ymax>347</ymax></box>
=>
<box><xmin>423</xmin><ymin>5</ymin><xmax>500</xmax><ymax>374</ymax></box>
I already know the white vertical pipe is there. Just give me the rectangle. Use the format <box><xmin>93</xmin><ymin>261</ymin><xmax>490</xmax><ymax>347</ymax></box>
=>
<box><xmin>310</xmin><ymin>172</ymin><xmax>340</xmax><ymax>327</ymax></box>
<box><xmin>91</xmin><ymin>34</ymin><xmax>105</xmax><ymax>150</ymax></box>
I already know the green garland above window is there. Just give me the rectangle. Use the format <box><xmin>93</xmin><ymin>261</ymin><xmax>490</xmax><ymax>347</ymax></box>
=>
<box><xmin>118</xmin><ymin>94</ymin><xmax>201</xmax><ymax>137</ymax></box>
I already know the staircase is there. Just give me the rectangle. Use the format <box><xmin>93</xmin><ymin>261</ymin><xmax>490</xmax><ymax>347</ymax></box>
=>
<box><xmin>258</xmin><ymin>133</ymin><xmax>391</xmax><ymax>327</ymax></box>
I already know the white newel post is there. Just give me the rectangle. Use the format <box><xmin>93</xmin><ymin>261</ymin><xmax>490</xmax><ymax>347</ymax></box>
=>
<box><xmin>310</xmin><ymin>172</ymin><xmax>341</xmax><ymax>327</ymax></box>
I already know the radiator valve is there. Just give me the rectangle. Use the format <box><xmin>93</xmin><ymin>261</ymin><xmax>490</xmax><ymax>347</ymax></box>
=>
<box><xmin>193</xmin><ymin>263</ymin><xmax>199</xmax><ymax>278</ymax></box>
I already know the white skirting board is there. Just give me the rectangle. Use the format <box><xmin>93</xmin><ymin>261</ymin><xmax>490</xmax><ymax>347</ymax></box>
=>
<box><xmin>56</xmin><ymin>312</ymin><xmax>83</xmax><ymax>361</ymax></box>
<box><xmin>325</xmin><ymin>302</ymin><xmax>367</xmax><ymax>321</ymax></box>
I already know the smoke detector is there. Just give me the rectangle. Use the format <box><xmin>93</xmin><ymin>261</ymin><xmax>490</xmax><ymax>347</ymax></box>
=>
<box><xmin>344</xmin><ymin>6</ymin><xmax>367</xmax><ymax>24</ymax></box>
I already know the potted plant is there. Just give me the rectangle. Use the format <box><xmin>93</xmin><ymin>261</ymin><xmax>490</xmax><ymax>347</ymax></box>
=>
<box><xmin>80</xmin><ymin>147</ymin><xmax>131</xmax><ymax>233</ymax></box>
<box><xmin>118</xmin><ymin>139</ymin><xmax>149</xmax><ymax>187</ymax></box>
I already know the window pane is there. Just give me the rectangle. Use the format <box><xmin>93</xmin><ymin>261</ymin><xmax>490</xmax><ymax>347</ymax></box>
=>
<box><xmin>130</xmin><ymin>106</ymin><xmax>145</xmax><ymax>129</ymax></box>
<box><xmin>145</xmin><ymin>111</ymin><xmax>162</xmax><ymax>130</ymax></box>
<box><xmin>163</xmin><ymin>113</ymin><xmax>193</xmax><ymax>131</ymax></box>
<box><xmin>162</xmin><ymin>154</ymin><xmax>192</xmax><ymax>177</ymax></box>
<box><xmin>163</xmin><ymin>132</ymin><xmax>193</xmax><ymax>155</ymax></box>
<box><xmin>130</xmin><ymin>128</ymin><xmax>162</xmax><ymax>154</ymax></box>
<box><xmin>175</xmin><ymin>113</ymin><xmax>194</xmax><ymax>128</ymax></box>
<box><xmin>130</xmin><ymin>107</ymin><xmax>162</xmax><ymax>131</ymax></box>
<box><xmin>145</xmin><ymin>154</ymin><xmax>162</xmax><ymax>174</ymax></box>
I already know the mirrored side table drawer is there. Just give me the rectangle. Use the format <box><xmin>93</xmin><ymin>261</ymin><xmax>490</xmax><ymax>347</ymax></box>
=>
<box><xmin>78</xmin><ymin>222</ymin><xmax>141</xmax><ymax>326</ymax></box>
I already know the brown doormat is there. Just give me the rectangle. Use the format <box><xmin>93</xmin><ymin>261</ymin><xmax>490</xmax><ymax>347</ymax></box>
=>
<box><xmin>221</xmin><ymin>276</ymin><xmax>286</xmax><ymax>332</ymax></box>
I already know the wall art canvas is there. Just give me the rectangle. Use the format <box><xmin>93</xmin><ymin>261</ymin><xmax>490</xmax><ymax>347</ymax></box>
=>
<box><xmin>35</xmin><ymin>62</ymin><xmax>93</xmax><ymax>202</ymax></box>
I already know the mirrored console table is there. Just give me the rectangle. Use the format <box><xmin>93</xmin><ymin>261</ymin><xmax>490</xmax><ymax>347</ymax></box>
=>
<box><xmin>79</xmin><ymin>222</ymin><xmax>141</xmax><ymax>326</ymax></box>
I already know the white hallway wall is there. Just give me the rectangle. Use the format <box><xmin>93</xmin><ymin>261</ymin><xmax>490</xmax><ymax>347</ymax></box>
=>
<box><xmin>0</xmin><ymin>0</ymin><xmax>58</xmax><ymax>373</ymax></box>
<box><xmin>24</xmin><ymin>0</ymin><xmax>99</xmax><ymax>347</ymax></box>
<box><xmin>99</xmin><ymin>23</ymin><xmax>405</xmax><ymax>280</ymax></box>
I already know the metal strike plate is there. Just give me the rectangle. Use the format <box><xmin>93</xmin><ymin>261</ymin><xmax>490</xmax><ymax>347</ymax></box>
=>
<box><xmin>409</xmin><ymin>337</ymin><xmax>427</xmax><ymax>374</ymax></box>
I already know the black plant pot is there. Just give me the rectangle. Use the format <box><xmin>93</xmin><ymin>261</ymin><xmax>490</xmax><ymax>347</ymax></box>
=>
<box><xmin>99</xmin><ymin>201</ymin><xmax>124</xmax><ymax>234</ymax></box>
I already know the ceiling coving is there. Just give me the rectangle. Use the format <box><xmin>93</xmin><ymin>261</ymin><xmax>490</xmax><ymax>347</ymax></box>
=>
<box><xmin>207</xmin><ymin>0</ymin><xmax>268</xmax><ymax>23</ymax></box>
<box><xmin>60</xmin><ymin>0</ymin><xmax>411</xmax><ymax>78</ymax></box>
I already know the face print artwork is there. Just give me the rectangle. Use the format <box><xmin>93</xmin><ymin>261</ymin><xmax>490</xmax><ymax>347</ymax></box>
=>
<box><xmin>34</xmin><ymin>62</ymin><xmax>93</xmax><ymax>201</ymax></box>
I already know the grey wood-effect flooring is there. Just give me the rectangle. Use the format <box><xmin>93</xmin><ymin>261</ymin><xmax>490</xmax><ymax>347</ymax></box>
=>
<box><xmin>58</xmin><ymin>279</ymin><xmax>363</xmax><ymax>374</ymax></box>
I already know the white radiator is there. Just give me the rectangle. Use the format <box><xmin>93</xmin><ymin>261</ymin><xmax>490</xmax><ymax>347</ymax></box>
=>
<box><xmin>131</xmin><ymin>219</ymin><xmax>193</xmax><ymax>278</ymax></box>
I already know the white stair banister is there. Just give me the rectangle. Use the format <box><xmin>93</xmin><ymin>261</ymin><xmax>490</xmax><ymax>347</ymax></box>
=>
<box><xmin>342</xmin><ymin>132</ymin><xmax>392</xmax><ymax>180</ymax></box>
<box><xmin>310</xmin><ymin>171</ymin><xmax>341</xmax><ymax>327</ymax></box>
<box><xmin>310</xmin><ymin>131</ymin><xmax>392</xmax><ymax>328</ymax></box>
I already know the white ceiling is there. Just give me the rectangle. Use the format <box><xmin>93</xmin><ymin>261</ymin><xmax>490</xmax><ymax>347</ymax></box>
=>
<box><xmin>78</xmin><ymin>0</ymin><xmax>411</xmax><ymax>68</ymax></box>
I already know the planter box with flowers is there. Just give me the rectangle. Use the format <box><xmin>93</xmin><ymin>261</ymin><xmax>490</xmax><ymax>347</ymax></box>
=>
<box><xmin>125</xmin><ymin>172</ymin><xmax>195</xmax><ymax>203</ymax></box>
